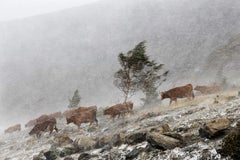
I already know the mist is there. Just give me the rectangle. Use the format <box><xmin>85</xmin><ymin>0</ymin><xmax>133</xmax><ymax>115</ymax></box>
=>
<box><xmin>1</xmin><ymin>0</ymin><xmax>240</xmax><ymax>132</ymax></box>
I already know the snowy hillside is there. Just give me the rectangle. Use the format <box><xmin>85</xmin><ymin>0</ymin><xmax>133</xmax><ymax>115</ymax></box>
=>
<box><xmin>1</xmin><ymin>0</ymin><xmax>240</xmax><ymax>137</ymax></box>
<box><xmin>0</xmin><ymin>90</ymin><xmax>240</xmax><ymax>159</ymax></box>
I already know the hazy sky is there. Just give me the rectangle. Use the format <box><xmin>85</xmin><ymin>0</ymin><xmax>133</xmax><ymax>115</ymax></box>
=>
<box><xmin>0</xmin><ymin>0</ymin><xmax>101</xmax><ymax>21</ymax></box>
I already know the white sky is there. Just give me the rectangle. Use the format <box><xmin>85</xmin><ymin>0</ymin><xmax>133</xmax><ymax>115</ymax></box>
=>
<box><xmin>0</xmin><ymin>0</ymin><xmax>101</xmax><ymax>22</ymax></box>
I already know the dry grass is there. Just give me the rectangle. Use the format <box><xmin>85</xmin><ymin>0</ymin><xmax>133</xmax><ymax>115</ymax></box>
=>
<box><xmin>135</xmin><ymin>89</ymin><xmax>239</xmax><ymax>117</ymax></box>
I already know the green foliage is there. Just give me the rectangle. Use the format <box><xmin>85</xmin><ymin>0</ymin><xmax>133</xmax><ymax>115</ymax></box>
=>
<box><xmin>114</xmin><ymin>41</ymin><xmax>168</xmax><ymax>104</ymax></box>
<box><xmin>221</xmin><ymin>128</ymin><xmax>240</xmax><ymax>160</ymax></box>
<box><xmin>68</xmin><ymin>89</ymin><xmax>81</xmax><ymax>108</ymax></box>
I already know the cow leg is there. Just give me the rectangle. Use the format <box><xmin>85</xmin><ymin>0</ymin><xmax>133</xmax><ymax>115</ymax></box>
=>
<box><xmin>54</xmin><ymin>125</ymin><xmax>58</xmax><ymax>132</ymax></box>
<box><xmin>89</xmin><ymin>122</ymin><xmax>93</xmax><ymax>127</ymax></box>
<box><xmin>95</xmin><ymin>119</ymin><xmax>98</xmax><ymax>126</ymax></box>
<box><xmin>49</xmin><ymin>125</ymin><xmax>53</xmax><ymax>134</ymax></box>
<box><xmin>169</xmin><ymin>99</ymin><xmax>173</xmax><ymax>105</ymax></box>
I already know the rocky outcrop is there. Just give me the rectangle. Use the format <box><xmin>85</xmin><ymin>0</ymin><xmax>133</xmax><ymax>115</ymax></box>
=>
<box><xmin>199</xmin><ymin>118</ymin><xmax>231</xmax><ymax>138</ymax></box>
<box><xmin>220</xmin><ymin>122</ymin><xmax>240</xmax><ymax>160</ymax></box>
<box><xmin>146</xmin><ymin>132</ymin><xmax>183</xmax><ymax>150</ymax></box>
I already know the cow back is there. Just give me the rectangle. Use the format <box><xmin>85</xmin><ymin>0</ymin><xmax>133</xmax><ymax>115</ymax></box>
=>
<box><xmin>161</xmin><ymin>84</ymin><xmax>194</xmax><ymax>99</ymax></box>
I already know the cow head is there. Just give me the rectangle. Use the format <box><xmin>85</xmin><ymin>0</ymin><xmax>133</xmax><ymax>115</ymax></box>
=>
<box><xmin>160</xmin><ymin>92</ymin><xmax>165</xmax><ymax>100</ymax></box>
<box><xmin>66</xmin><ymin>117</ymin><xmax>73</xmax><ymax>124</ymax></box>
<box><xmin>103</xmin><ymin>107</ymin><xmax>110</xmax><ymax>115</ymax></box>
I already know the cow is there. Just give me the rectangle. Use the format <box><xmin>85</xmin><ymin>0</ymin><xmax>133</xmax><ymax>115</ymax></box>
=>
<box><xmin>29</xmin><ymin>117</ymin><xmax>58</xmax><ymax>138</ymax></box>
<box><xmin>4</xmin><ymin>124</ymin><xmax>21</xmax><ymax>134</ymax></box>
<box><xmin>66</xmin><ymin>109</ymin><xmax>98</xmax><ymax>129</ymax></box>
<box><xmin>25</xmin><ymin>119</ymin><xmax>37</xmax><ymax>128</ymax></box>
<box><xmin>123</xmin><ymin>101</ymin><xmax>134</xmax><ymax>113</ymax></box>
<box><xmin>160</xmin><ymin>84</ymin><xmax>194</xmax><ymax>105</ymax></box>
<box><xmin>36</xmin><ymin>114</ymin><xmax>50</xmax><ymax>124</ymax></box>
<box><xmin>63</xmin><ymin>108</ymin><xmax>76</xmax><ymax>119</ymax></box>
<box><xmin>49</xmin><ymin>111</ymin><xmax>63</xmax><ymax>119</ymax></box>
<box><xmin>194</xmin><ymin>85</ymin><xmax>220</xmax><ymax>94</ymax></box>
<box><xmin>25</xmin><ymin>114</ymin><xmax>54</xmax><ymax>128</ymax></box>
<box><xmin>63</xmin><ymin>106</ymin><xmax>97</xmax><ymax>118</ymax></box>
<box><xmin>103</xmin><ymin>103</ymin><xmax>129</xmax><ymax>120</ymax></box>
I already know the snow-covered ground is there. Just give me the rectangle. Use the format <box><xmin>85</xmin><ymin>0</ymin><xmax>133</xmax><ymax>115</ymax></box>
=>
<box><xmin>0</xmin><ymin>90</ymin><xmax>239</xmax><ymax>160</ymax></box>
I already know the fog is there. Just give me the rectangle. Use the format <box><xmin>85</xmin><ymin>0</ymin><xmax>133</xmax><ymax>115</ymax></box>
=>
<box><xmin>0</xmin><ymin>0</ymin><xmax>240</xmax><ymax>132</ymax></box>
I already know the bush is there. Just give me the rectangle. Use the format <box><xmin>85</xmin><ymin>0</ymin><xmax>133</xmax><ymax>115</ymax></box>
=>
<box><xmin>221</xmin><ymin>128</ymin><xmax>240</xmax><ymax>160</ymax></box>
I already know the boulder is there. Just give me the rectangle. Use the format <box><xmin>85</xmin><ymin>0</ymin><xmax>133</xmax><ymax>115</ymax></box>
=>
<box><xmin>53</xmin><ymin>134</ymin><xmax>73</xmax><ymax>147</ymax></box>
<box><xmin>221</xmin><ymin>127</ymin><xmax>240</xmax><ymax>160</ymax></box>
<box><xmin>149</xmin><ymin>124</ymin><xmax>171</xmax><ymax>134</ymax></box>
<box><xmin>125</xmin><ymin>131</ymin><xmax>146</xmax><ymax>145</ymax></box>
<box><xmin>126</xmin><ymin>147</ymin><xmax>142</xmax><ymax>160</ymax></box>
<box><xmin>146</xmin><ymin>132</ymin><xmax>182</xmax><ymax>150</ymax></box>
<box><xmin>199</xmin><ymin>118</ymin><xmax>231</xmax><ymax>138</ymax></box>
<box><xmin>44</xmin><ymin>150</ymin><xmax>59</xmax><ymax>160</ymax></box>
<box><xmin>63</xmin><ymin>157</ymin><xmax>74</xmax><ymax>160</ymax></box>
<box><xmin>73</xmin><ymin>136</ymin><xmax>97</xmax><ymax>151</ymax></box>
<box><xmin>59</xmin><ymin>147</ymin><xmax>78</xmax><ymax>157</ymax></box>
<box><xmin>78</xmin><ymin>153</ymin><xmax>91</xmax><ymax>160</ymax></box>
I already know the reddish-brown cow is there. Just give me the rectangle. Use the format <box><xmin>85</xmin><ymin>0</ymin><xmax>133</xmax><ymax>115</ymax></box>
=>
<box><xmin>123</xmin><ymin>101</ymin><xmax>134</xmax><ymax>113</ymax></box>
<box><xmin>25</xmin><ymin>119</ymin><xmax>37</xmax><ymax>128</ymax></box>
<box><xmin>103</xmin><ymin>103</ymin><xmax>129</xmax><ymax>120</ymax></box>
<box><xmin>29</xmin><ymin>117</ymin><xmax>58</xmax><ymax>137</ymax></box>
<box><xmin>194</xmin><ymin>85</ymin><xmax>220</xmax><ymax>94</ymax></box>
<box><xmin>161</xmin><ymin>84</ymin><xmax>194</xmax><ymax>105</ymax></box>
<box><xmin>63</xmin><ymin>106</ymin><xmax>97</xmax><ymax>118</ymax></box>
<box><xmin>4</xmin><ymin>124</ymin><xmax>21</xmax><ymax>134</ymax></box>
<box><xmin>66</xmin><ymin>109</ymin><xmax>98</xmax><ymax>129</ymax></box>
<box><xmin>49</xmin><ymin>111</ymin><xmax>62</xmax><ymax>119</ymax></box>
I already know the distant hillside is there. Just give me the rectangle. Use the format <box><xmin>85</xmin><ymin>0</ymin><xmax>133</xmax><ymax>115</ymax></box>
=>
<box><xmin>0</xmin><ymin>0</ymin><xmax>240</xmax><ymax>128</ymax></box>
<box><xmin>202</xmin><ymin>34</ymin><xmax>240</xmax><ymax>86</ymax></box>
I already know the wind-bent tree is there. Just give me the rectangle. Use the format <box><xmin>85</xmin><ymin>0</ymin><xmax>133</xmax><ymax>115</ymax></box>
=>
<box><xmin>68</xmin><ymin>89</ymin><xmax>81</xmax><ymax>108</ymax></box>
<box><xmin>114</xmin><ymin>41</ymin><xmax>168</xmax><ymax>104</ymax></box>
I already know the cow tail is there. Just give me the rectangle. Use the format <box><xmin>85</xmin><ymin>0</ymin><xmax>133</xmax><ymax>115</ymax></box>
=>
<box><xmin>192</xmin><ymin>90</ymin><xmax>195</xmax><ymax>99</ymax></box>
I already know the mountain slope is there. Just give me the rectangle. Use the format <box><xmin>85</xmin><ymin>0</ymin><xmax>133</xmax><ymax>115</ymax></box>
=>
<box><xmin>0</xmin><ymin>0</ymin><xmax>240</xmax><ymax>128</ymax></box>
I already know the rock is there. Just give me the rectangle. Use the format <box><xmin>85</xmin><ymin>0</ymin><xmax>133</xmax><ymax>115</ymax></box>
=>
<box><xmin>126</xmin><ymin>148</ymin><xmax>142</xmax><ymax>160</ymax></box>
<box><xmin>221</xmin><ymin>128</ymin><xmax>240</xmax><ymax>160</ymax></box>
<box><xmin>146</xmin><ymin>132</ymin><xmax>181</xmax><ymax>150</ymax></box>
<box><xmin>149</xmin><ymin>124</ymin><xmax>171</xmax><ymax>134</ymax></box>
<box><xmin>200</xmin><ymin>149</ymin><xmax>213</xmax><ymax>160</ymax></box>
<box><xmin>125</xmin><ymin>131</ymin><xmax>146</xmax><ymax>145</ymax></box>
<box><xmin>54</xmin><ymin>134</ymin><xmax>73</xmax><ymax>147</ymax></box>
<box><xmin>96</xmin><ymin>135</ymin><xmax>112</xmax><ymax>148</ymax></box>
<box><xmin>78</xmin><ymin>153</ymin><xmax>91</xmax><ymax>160</ymax></box>
<box><xmin>63</xmin><ymin>157</ymin><xmax>74</xmax><ymax>160</ymax></box>
<box><xmin>59</xmin><ymin>147</ymin><xmax>77</xmax><ymax>157</ymax></box>
<box><xmin>163</xmin><ymin>132</ymin><xmax>183</xmax><ymax>141</ymax></box>
<box><xmin>33</xmin><ymin>156</ymin><xmax>45</xmax><ymax>160</ymax></box>
<box><xmin>100</xmin><ymin>144</ymin><xmax>112</xmax><ymax>153</ymax></box>
<box><xmin>199</xmin><ymin>118</ymin><xmax>231</xmax><ymax>138</ymax></box>
<box><xmin>73</xmin><ymin>136</ymin><xmax>97</xmax><ymax>151</ymax></box>
<box><xmin>111</xmin><ymin>133</ymin><xmax>122</xmax><ymax>146</ymax></box>
<box><xmin>44</xmin><ymin>150</ymin><xmax>59</xmax><ymax>160</ymax></box>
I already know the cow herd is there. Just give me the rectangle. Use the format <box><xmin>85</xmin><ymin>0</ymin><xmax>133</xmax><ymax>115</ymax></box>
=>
<box><xmin>3</xmin><ymin>84</ymin><xmax>220</xmax><ymax>137</ymax></box>
<box><xmin>3</xmin><ymin>101</ymin><xmax>134</xmax><ymax>137</ymax></box>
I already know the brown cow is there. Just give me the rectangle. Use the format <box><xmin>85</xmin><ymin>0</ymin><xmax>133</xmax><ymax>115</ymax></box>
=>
<box><xmin>63</xmin><ymin>106</ymin><xmax>97</xmax><ymax>118</ymax></box>
<box><xmin>194</xmin><ymin>85</ymin><xmax>220</xmax><ymax>94</ymax></box>
<box><xmin>25</xmin><ymin>119</ymin><xmax>37</xmax><ymax>128</ymax></box>
<box><xmin>63</xmin><ymin>108</ymin><xmax>76</xmax><ymax>118</ymax></box>
<box><xmin>103</xmin><ymin>103</ymin><xmax>129</xmax><ymax>120</ymax></box>
<box><xmin>161</xmin><ymin>84</ymin><xmax>194</xmax><ymax>105</ymax></box>
<box><xmin>123</xmin><ymin>101</ymin><xmax>134</xmax><ymax>113</ymax></box>
<box><xmin>29</xmin><ymin>117</ymin><xmax>58</xmax><ymax>137</ymax></box>
<box><xmin>66</xmin><ymin>109</ymin><xmax>98</xmax><ymax>129</ymax></box>
<box><xmin>49</xmin><ymin>111</ymin><xmax>63</xmax><ymax>119</ymax></box>
<box><xmin>4</xmin><ymin>124</ymin><xmax>21</xmax><ymax>134</ymax></box>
